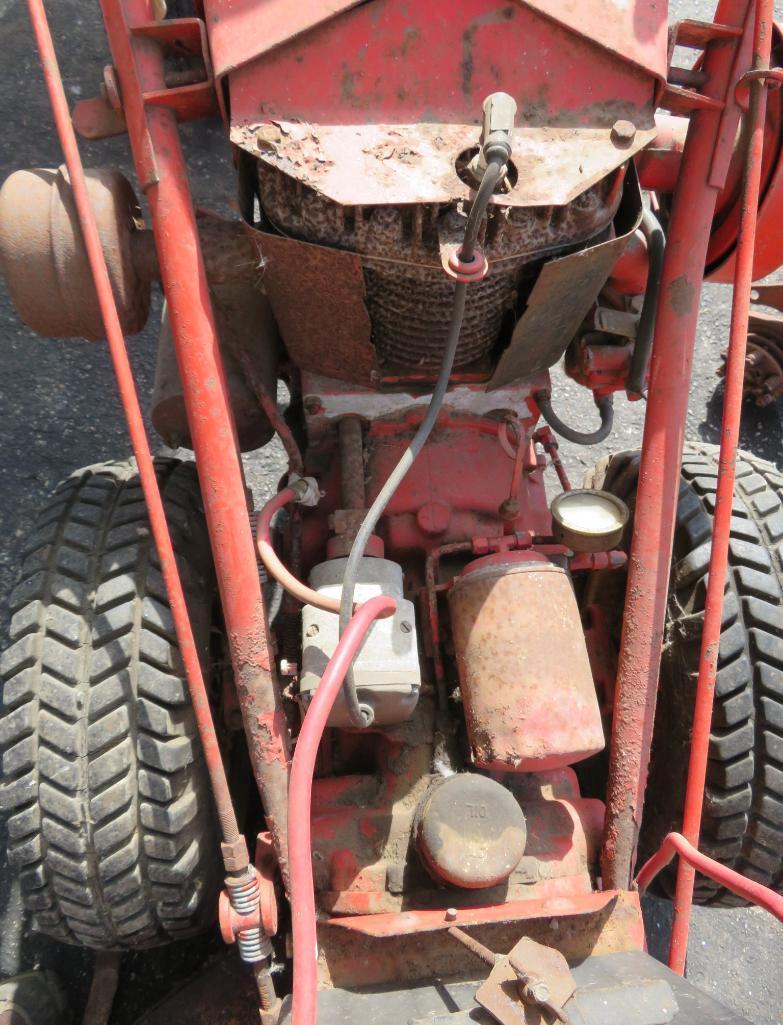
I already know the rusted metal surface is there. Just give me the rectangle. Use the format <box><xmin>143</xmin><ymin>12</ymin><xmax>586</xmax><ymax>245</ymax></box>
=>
<box><xmin>752</xmin><ymin>279</ymin><xmax>783</xmax><ymax>309</ymax></box>
<box><xmin>474</xmin><ymin>936</ymin><xmax>575</xmax><ymax>1025</ymax></box>
<box><xmin>255</xmin><ymin>163</ymin><xmax>623</xmax><ymax>372</ymax></box>
<box><xmin>635</xmin><ymin>113</ymin><xmax>690</xmax><ymax>193</ymax></box>
<box><xmin>221</xmin><ymin>0</ymin><xmax>661</xmax><ymax>208</ymax></box>
<box><xmin>669</xmin><ymin>0</ymin><xmax>777</xmax><ymax>975</ymax></box>
<box><xmin>720</xmin><ymin>309</ymin><xmax>783</xmax><ymax>404</ymax></box>
<box><xmin>209</xmin><ymin>280</ymin><xmax>283</xmax><ymax>456</ymax></box>
<box><xmin>98</xmin><ymin>0</ymin><xmax>292</xmax><ymax>883</ymax></box>
<box><xmin>337</xmin><ymin>417</ymin><xmax>365</xmax><ymax>511</ymax></box>
<box><xmin>243</xmin><ymin>121</ymin><xmax>656</xmax><ymax>211</ymax></box>
<box><xmin>448</xmin><ymin>552</ymin><xmax>604</xmax><ymax>771</ymax></box>
<box><xmin>81</xmin><ymin>952</ymin><xmax>121</xmax><ymax>1025</ymax></box>
<box><xmin>316</xmin><ymin>890</ymin><xmax>645</xmax><ymax>989</ymax></box>
<box><xmin>601</xmin><ymin>1</ymin><xmax>754</xmax><ymax>894</ymax></box>
<box><xmin>327</xmin><ymin>416</ymin><xmax>367</xmax><ymax>557</ymax></box>
<box><xmin>73</xmin><ymin>16</ymin><xmax>218</xmax><ymax>139</ymax></box>
<box><xmin>0</xmin><ymin>165</ymin><xmax>149</xmax><ymax>339</ymax></box>
<box><xmin>310</xmin><ymin>746</ymin><xmax>602</xmax><ymax>920</ymax></box>
<box><xmin>415</xmin><ymin>774</ymin><xmax>528</xmax><ymax>889</ymax></box>
<box><xmin>247</xmin><ymin>225</ymin><xmax>376</xmax><ymax>387</ymax></box>
<box><xmin>488</xmin><ymin>168</ymin><xmax>642</xmax><ymax>388</ymax></box>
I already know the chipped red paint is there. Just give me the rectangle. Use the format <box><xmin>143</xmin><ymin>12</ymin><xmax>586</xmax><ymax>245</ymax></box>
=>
<box><xmin>96</xmin><ymin>0</ymin><xmax>293</xmax><ymax>884</ymax></box>
<box><xmin>601</xmin><ymin>0</ymin><xmax>758</xmax><ymax>894</ymax></box>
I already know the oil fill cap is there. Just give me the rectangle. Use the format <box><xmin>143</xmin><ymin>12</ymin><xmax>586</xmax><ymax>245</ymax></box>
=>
<box><xmin>415</xmin><ymin>774</ymin><xmax>526</xmax><ymax>889</ymax></box>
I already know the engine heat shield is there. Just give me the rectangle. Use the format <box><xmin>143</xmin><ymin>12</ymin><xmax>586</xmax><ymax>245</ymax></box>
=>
<box><xmin>448</xmin><ymin>551</ymin><xmax>604</xmax><ymax>771</ymax></box>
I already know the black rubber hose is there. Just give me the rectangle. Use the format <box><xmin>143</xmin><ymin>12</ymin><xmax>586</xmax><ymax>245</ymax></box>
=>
<box><xmin>338</xmin><ymin>157</ymin><xmax>506</xmax><ymax>727</ymax></box>
<box><xmin>536</xmin><ymin>390</ymin><xmax>615</xmax><ymax>446</ymax></box>
<box><xmin>627</xmin><ymin>207</ymin><xmax>666</xmax><ymax>399</ymax></box>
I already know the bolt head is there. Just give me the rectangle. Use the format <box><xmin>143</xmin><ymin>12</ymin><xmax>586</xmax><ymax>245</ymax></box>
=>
<box><xmin>528</xmin><ymin>980</ymin><xmax>550</xmax><ymax>1003</ymax></box>
<box><xmin>611</xmin><ymin>119</ymin><xmax>636</xmax><ymax>146</ymax></box>
<box><xmin>445</xmin><ymin>907</ymin><xmax>458</xmax><ymax>922</ymax></box>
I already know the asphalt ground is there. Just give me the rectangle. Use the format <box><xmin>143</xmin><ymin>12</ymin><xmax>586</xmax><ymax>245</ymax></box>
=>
<box><xmin>0</xmin><ymin>1</ymin><xmax>781</xmax><ymax>1022</ymax></box>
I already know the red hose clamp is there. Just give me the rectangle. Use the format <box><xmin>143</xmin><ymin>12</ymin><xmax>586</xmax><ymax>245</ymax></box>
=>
<box><xmin>442</xmin><ymin>244</ymin><xmax>489</xmax><ymax>283</ymax></box>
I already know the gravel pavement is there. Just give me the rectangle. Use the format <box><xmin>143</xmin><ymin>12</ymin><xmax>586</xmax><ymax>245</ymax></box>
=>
<box><xmin>0</xmin><ymin>1</ymin><xmax>781</xmax><ymax>1022</ymax></box>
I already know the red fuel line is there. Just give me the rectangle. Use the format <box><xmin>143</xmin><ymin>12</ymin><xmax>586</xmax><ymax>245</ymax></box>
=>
<box><xmin>289</xmin><ymin>596</ymin><xmax>396</xmax><ymax>1025</ymax></box>
<box><xmin>637</xmin><ymin>832</ymin><xmax>783</xmax><ymax>922</ymax></box>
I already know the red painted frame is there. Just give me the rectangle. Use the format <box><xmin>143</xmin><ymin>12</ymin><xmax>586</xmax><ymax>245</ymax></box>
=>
<box><xmin>22</xmin><ymin>0</ymin><xmax>783</xmax><ymax>991</ymax></box>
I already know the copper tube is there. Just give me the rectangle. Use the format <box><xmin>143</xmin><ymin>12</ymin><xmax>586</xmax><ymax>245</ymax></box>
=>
<box><xmin>256</xmin><ymin>488</ymin><xmax>342</xmax><ymax>613</ymax></box>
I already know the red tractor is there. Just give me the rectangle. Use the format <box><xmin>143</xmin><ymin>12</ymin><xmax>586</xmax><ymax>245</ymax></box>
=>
<box><xmin>0</xmin><ymin>1</ymin><xmax>782</xmax><ymax>1023</ymax></box>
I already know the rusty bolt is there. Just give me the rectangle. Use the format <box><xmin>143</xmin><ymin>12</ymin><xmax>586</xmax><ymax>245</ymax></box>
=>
<box><xmin>306</xmin><ymin>623</ymin><xmax>319</xmax><ymax>638</ymax></box>
<box><xmin>611</xmin><ymin>119</ymin><xmax>636</xmax><ymax>146</ymax></box>
<box><xmin>221</xmin><ymin>838</ymin><xmax>250</xmax><ymax>874</ymax></box>
<box><xmin>101</xmin><ymin>66</ymin><xmax>122</xmax><ymax>112</ymax></box>
<box><xmin>256</xmin><ymin>123</ymin><xmax>283</xmax><ymax>154</ymax></box>
<box><xmin>445</xmin><ymin>907</ymin><xmax>458</xmax><ymax>922</ymax></box>
<box><xmin>498</xmin><ymin>497</ymin><xmax>520</xmax><ymax>522</ymax></box>
<box><xmin>524</xmin><ymin>979</ymin><xmax>551</xmax><ymax>1004</ymax></box>
<box><xmin>304</xmin><ymin>397</ymin><xmax>322</xmax><ymax>415</ymax></box>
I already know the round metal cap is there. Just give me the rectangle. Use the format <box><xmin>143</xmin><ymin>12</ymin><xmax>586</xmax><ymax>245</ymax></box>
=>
<box><xmin>416</xmin><ymin>774</ymin><xmax>526</xmax><ymax>889</ymax></box>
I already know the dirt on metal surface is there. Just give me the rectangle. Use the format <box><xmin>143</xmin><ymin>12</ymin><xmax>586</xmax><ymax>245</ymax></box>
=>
<box><xmin>0</xmin><ymin>165</ymin><xmax>149</xmax><ymax>339</ymax></box>
<box><xmin>316</xmin><ymin>890</ymin><xmax>645</xmax><ymax>989</ymax></box>
<box><xmin>448</xmin><ymin>553</ymin><xmax>604</xmax><ymax>772</ymax></box>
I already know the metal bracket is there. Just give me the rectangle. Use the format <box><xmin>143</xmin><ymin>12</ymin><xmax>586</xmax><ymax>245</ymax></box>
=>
<box><xmin>72</xmin><ymin>16</ymin><xmax>218</xmax><ymax>144</ymax></box>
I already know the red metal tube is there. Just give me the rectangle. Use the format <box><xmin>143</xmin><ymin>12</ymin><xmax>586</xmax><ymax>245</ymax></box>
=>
<box><xmin>99</xmin><ymin>0</ymin><xmax>292</xmax><ymax>878</ymax></box>
<box><xmin>256</xmin><ymin>488</ymin><xmax>342</xmax><ymax>614</ymax></box>
<box><xmin>25</xmin><ymin>0</ymin><xmax>246</xmax><ymax>862</ymax></box>
<box><xmin>637</xmin><ymin>833</ymin><xmax>783</xmax><ymax>921</ymax></box>
<box><xmin>289</xmin><ymin>596</ymin><xmax>396</xmax><ymax>1025</ymax></box>
<box><xmin>601</xmin><ymin>0</ymin><xmax>754</xmax><ymax>893</ymax></box>
<box><xmin>668</xmin><ymin>0</ymin><xmax>776</xmax><ymax>975</ymax></box>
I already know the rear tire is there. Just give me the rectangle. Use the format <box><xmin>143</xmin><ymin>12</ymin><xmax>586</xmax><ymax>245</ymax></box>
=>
<box><xmin>0</xmin><ymin>459</ymin><xmax>221</xmax><ymax>948</ymax></box>
<box><xmin>586</xmin><ymin>443</ymin><xmax>783</xmax><ymax>904</ymax></box>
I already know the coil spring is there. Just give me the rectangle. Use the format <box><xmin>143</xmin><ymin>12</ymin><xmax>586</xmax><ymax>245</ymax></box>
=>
<box><xmin>229</xmin><ymin>871</ymin><xmax>272</xmax><ymax>964</ymax></box>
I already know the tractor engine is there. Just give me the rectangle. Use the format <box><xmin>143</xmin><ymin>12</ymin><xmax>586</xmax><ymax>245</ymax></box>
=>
<box><xmin>6</xmin><ymin>1</ymin><xmax>783</xmax><ymax>1017</ymax></box>
<box><xmin>217</xmin><ymin>2</ymin><xmax>659</xmax><ymax>980</ymax></box>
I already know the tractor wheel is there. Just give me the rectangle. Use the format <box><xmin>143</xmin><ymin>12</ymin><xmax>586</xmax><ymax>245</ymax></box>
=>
<box><xmin>584</xmin><ymin>443</ymin><xmax>783</xmax><ymax>905</ymax></box>
<box><xmin>0</xmin><ymin>459</ymin><xmax>221</xmax><ymax>948</ymax></box>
